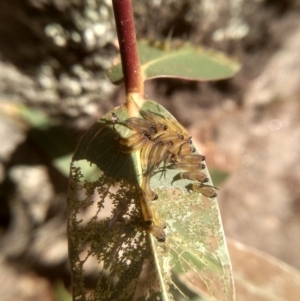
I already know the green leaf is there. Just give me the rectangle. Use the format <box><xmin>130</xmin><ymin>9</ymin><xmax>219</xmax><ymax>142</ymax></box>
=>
<box><xmin>107</xmin><ymin>42</ymin><xmax>240</xmax><ymax>84</ymax></box>
<box><xmin>53</xmin><ymin>280</ymin><xmax>72</xmax><ymax>301</ymax></box>
<box><xmin>19</xmin><ymin>105</ymin><xmax>76</xmax><ymax>176</ymax></box>
<box><xmin>210</xmin><ymin>169</ymin><xmax>230</xmax><ymax>187</ymax></box>
<box><xmin>67</xmin><ymin>100</ymin><xmax>234</xmax><ymax>301</ymax></box>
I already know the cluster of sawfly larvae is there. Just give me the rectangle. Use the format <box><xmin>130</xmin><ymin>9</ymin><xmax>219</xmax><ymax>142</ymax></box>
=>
<box><xmin>112</xmin><ymin>108</ymin><xmax>217</xmax><ymax>242</ymax></box>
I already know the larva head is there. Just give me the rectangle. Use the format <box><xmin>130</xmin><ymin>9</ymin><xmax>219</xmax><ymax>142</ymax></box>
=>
<box><xmin>151</xmin><ymin>124</ymin><xmax>158</xmax><ymax>133</ymax></box>
<box><xmin>146</xmin><ymin>189</ymin><xmax>159</xmax><ymax>201</ymax></box>
<box><xmin>141</xmin><ymin>222</ymin><xmax>166</xmax><ymax>242</ymax></box>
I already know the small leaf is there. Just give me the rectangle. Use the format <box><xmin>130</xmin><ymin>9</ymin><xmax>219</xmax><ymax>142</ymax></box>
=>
<box><xmin>19</xmin><ymin>105</ymin><xmax>76</xmax><ymax>176</ymax></box>
<box><xmin>67</xmin><ymin>101</ymin><xmax>234</xmax><ymax>301</ymax></box>
<box><xmin>107</xmin><ymin>42</ymin><xmax>240</xmax><ymax>84</ymax></box>
<box><xmin>53</xmin><ymin>281</ymin><xmax>72</xmax><ymax>301</ymax></box>
<box><xmin>210</xmin><ymin>169</ymin><xmax>230</xmax><ymax>187</ymax></box>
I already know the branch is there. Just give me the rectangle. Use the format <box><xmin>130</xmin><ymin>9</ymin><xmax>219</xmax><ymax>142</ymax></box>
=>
<box><xmin>112</xmin><ymin>0</ymin><xmax>143</xmax><ymax>98</ymax></box>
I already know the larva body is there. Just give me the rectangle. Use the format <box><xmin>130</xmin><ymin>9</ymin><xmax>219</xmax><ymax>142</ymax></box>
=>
<box><xmin>141</xmin><ymin>174</ymin><xmax>158</xmax><ymax>201</ymax></box>
<box><xmin>180</xmin><ymin>171</ymin><xmax>209</xmax><ymax>183</ymax></box>
<box><xmin>138</xmin><ymin>189</ymin><xmax>154</xmax><ymax>225</ymax></box>
<box><xmin>119</xmin><ymin>132</ymin><xmax>150</xmax><ymax>153</ymax></box>
<box><xmin>192</xmin><ymin>183</ymin><xmax>218</xmax><ymax>198</ymax></box>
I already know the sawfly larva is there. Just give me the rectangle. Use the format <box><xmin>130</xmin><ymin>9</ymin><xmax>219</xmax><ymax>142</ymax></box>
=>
<box><xmin>171</xmin><ymin>171</ymin><xmax>209</xmax><ymax>184</ymax></box>
<box><xmin>192</xmin><ymin>183</ymin><xmax>218</xmax><ymax>198</ymax></box>
<box><xmin>169</xmin><ymin>161</ymin><xmax>206</xmax><ymax>171</ymax></box>
<box><xmin>142</xmin><ymin>223</ymin><xmax>166</xmax><ymax>242</ymax></box>
<box><xmin>119</xmin><ymin>132</ymin><xmax>151</xmax><ymax>153</ymax></box>
<box><xmin>138</xmin><ymin>189</ymin><xmax>154</xmax><ymax>225</ymax></box>
<box><xmin>141</xmin><ymin>174</ymin><xmax>158</xmax><ymax>201</ymax></box>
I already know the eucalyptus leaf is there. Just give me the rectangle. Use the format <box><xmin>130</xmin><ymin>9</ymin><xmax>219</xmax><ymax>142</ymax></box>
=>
<box><xmin>67</xmin><ymin>100</ymin><xmax>234</xmax><ymax>301</ymax></box>
<box><xmin>107</xmin><ymin>42</ymin><xmax>240</xmax><ymax>84</ymax></box>
<box><xmin>228</xmin><ymin>238</ymin><xmax>300</xmax><ymax>301</ymax></box>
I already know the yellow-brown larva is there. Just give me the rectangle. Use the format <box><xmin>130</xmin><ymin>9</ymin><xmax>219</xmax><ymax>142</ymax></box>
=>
<box><xmin>139</xmin><ymin>110</ymin><xmax>168</xmax><ymax>133</ymax></box>
<box><xmin>177</xmin><ymin>142</ymin><xmax>194</xmax><ymax>156</ymax></box>
<box><xmin>138</xmin><ymin>189</ymin><xmax>154</xmax><ymax>225</ymax></box>
<box><xmin>147</xmin><ymin>140</ymin><xmax>172</xmax><ymax>174</ymax></box>
<box><xmin>167</xmin><ymin>139</ymin><xmax>189</xmax><ymax>155</ymax></box>
<box><xmin>170</xmin><ymin>161</ymin><xmax>206</xmax><ymax>172</ymax></box>
<box><xmin>176</xmin><ymin>154</ymin><xmax>206</xmax><ymax>164</ymax></box>
<box><xmin>122</xmin><ymin>117</ymin><xmax>158</xmax><ymax>135</ymax></box>
<box><xmin>192</xmin><ymin>183</ymin><xmax>218</xmax><ymax>198</ymax></box>
<box><xmin>179</xmin><ymin>171</ymin><xmax>209</xmax><ymax>183</ymax></box>
<box><xmin>140</xmin><ymin>139</ymin><xmax>155</xmax><ymax>172</ymax></box>
<box><xmin>119</xmin><ymin>132</ymin><xmax>151</xmax><ymax>153</ymax></box>
<box><xmin>141</xmin><ymin>174</ymin><xmax>158</xmax><ymax>201</ymax></box>
<box><xmin>142</xmin><ymin>223</ymin><xmax>166</xmax><ymax>242</ymax></box>
<box><xmin>152</xmin><ymin>206</ymin><xmax>166</xmax><ymax>229</ymax></box>
<box><xmin>162</xmin><ymin>116</ymin><xmax>190</xmax><ymax>140</ymax></box>
<box><xmin>144</xmin><ymin>140</ymin><xmax>165</xmax><ymax>174</ymax></box>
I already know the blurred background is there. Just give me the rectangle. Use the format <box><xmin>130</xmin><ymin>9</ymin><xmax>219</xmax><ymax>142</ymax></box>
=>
<box><xmin>1</xmin><ymin>0</ymin><xmax>300</xmax><ymax>300</ymax></box>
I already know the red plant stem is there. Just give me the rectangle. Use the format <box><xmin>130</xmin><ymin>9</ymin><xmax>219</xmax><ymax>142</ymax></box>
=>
<box><xmin>112</xmin><ymin>0</ymin><xmax>143</xmax><ymax>95</ymax></box>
